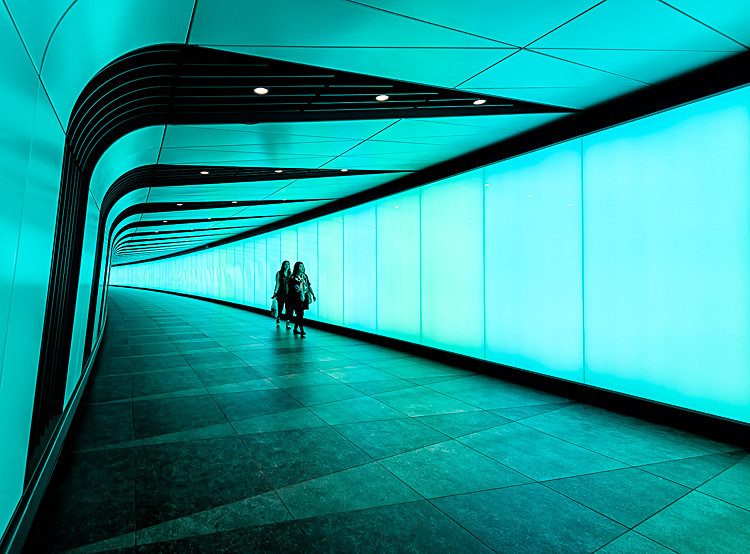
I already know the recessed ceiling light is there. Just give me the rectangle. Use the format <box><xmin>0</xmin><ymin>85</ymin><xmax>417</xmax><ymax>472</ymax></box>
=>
<box><xmin>232</xmin><ymin>201</ymin><xmax>237</xmax><ymax>204</ymax></box>
<box><xmin>176</xmin><ymin>203</ymin><xmax>183</xmax><ymax>206</ymax></box>
<box><xmin>155</xmin><ymin>231</ymin><xmax>159</xmax><ymax>233</ymax></box>
<box><xmin>394</xmin><ymin>205</ymin><xmax>399</xmax><ymax>209</ymax></box>
<box><xmin>484</xmin><ymin>183</ymin><xmax>489</xmax><ymax>187</ymax></box>
<box><xmin>163</xmin><ymin>220</ymin><xmax>168</xmax><ymax>223</ymax></box>
<box><xmin>340</xmin><ymin>169</ymin><xmax>348</xmax><ymax>172</ymax></box>
<box><xmin>200</xmin><ymin>170</ymin><xmax>209</xmax><ymax>175</ymax></box>
<box><xmin>207</xmin><ymin>217</ymin><xmax>212</xmax><ymax>220</ymax></box>
<box><xmin>254</xmin><ymin>87</ymin><xmax>269</xmax><ymax>95</ymax></box>
<box><xmin>375</xmin><ymin>94</ymin><xmax>389</xmax><ymax>102</ymax></box>
<box><xmin>528</xmin><ymin>194</ymin><xmax>534</xmax><ymax>197</ymax></box>
<box><xmin>275</xmin><ymin>169</ymin><xmax>283</xmax><ymax>173</ymax></box>
<box><xmin>473</xmin><ymin>99</ymin><xmax>486</xmax><ymax>105</ymax></box>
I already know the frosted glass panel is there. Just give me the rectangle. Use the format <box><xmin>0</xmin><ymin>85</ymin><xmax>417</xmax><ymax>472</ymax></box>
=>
<box><xmin>583</xmin><ymin>88</ymin><xmax>750</xmax><ymax>422</ymax></box>
<box><xmin>377</xmin><ymin>191</ymin><xmax>420</xmax><ymax>342</ymax></box>
<box><xmin>344</xmin><ymin>204</ymin><xmax>376</xmax><ymax>331</ymax></box>
<box><xmin>317</xmin><ymin>215</ymin><xmax>343</xmax><ymax>325</ymax></box>
<box><xmin>298</xmin><ymin>222</ymin><xmax>319</xmax><ymax>320</ymax></box>
<box><xmin>420</xmin><ymin>170</ymin><xmax>484</xmax><ymax>357</ymax></box>
<box><xmin>253</xmin><ymin>238</ymin><xmax>267</xmax><ymax>308</ymax></box>
<box><xmin>484</xmin><ymin>142</ymin><xmax>584</xmax><ymax>380</ymax></box>
<box><xmin>280</xmin><ymin>228</ymin><xmax>298</xmax><ymax>268</ymax></box>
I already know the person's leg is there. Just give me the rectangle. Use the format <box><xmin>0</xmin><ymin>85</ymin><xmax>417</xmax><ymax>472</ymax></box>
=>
<box><xmin>277</xmin><ymin>299</ymin><xmax>285</xmax><ymax>325</ymax></box>
<box><xmin>284</xmin><ymin>300</ymin><xmax>292</xmax><ymax>328</ymax></box>
<box><xmin>299</xmin><ymin>309</ymin><xmax>305</xmax><ymax>336</ymax></box>
<box><xmin>293</xmin><ymin>305</ymin><xmax>300</xmax><ymax>333</ymax></box>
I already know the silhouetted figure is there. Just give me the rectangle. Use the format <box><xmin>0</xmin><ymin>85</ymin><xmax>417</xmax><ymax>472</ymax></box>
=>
<box><xmin>291</xmin><ymin>261</ymin><xmax>315</xmax><ymax>336</ymax></box>
<box><xmin>272</xmin><ymin>260</ymin><xmax>291</xmax><ymax>329</ymax></box>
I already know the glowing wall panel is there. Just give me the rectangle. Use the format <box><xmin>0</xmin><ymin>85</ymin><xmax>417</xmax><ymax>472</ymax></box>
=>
<box><xmin>266</xmin><ymin>231</ymin><xmax>281</xmax><ymax>303</ymax></box>
<box><xmin>253</xmin><ymin>238</ymin><xmax>268</xmax><ymax>310</ymax></box>
<box><xmin>344</xmin><ymin>204</ymin><xmax>376</xmax><ymax>331</ymax></box>
<box><xmin>317</xmin><ymin>215</ymin><xmax>344</xmax><ymax>325</ymax></box>
<box><xmin>376</xmin><ymin>191</ymin><xmax>420</xmax><ymax>342</ymax></box>
<box><xmin>420</xmin><ymin>170</ymin><xmax>485</xmax><ymax>358</ymax></box>
<box><xmin>583</xmin><ymin>88</ymin><xmax>750</xmax><ymax>422</ymax></box>
<box><xmin>297</xmin><ymin>222</ymin><xmax>319</xmax><ymax>320</ymax></box>
<box><xmin>484</xmin><ymin>142</ymin><xmax>584</xmax><ymax>380</ymax></box>
<box><xmin>242</xmin><ymin>241</ymin><xmax>254</xmax><ymax>305</ymax></box>
<box><xmin>281</xmin><ymin>228</ymin><xmax>298</xmax><ymax>268</ymax></box>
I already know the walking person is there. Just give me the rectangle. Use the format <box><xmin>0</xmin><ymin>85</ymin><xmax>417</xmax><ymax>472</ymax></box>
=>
<box><xmin>272</xmin><ymin>260</ymin><xmax>292</xmax><ymax>329</ymax></box>
<box><xmin>291</xmin><ymin>261</ymin><xmax>315</xmax><ymax>336</ymax></box>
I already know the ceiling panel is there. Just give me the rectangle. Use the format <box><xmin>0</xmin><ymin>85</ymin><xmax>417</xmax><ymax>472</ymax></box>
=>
<box><xmin>457</xmin><ymin>86</ymin><xmax>644</xmax><ymax>110</ymax></box>
<box><xmin>530</xmin><ymin>48</ymin><xmax>737</xmax><ymax>85</ymax></box>
<box><xmin>668</xmin><ymin>0</ymin><xmax>750</xmax><ymax>48</ymax></box>
<box><xmin>190</xmin><ymin>0</ymin><xmax>501</xmax><ymax>48</ymax></box>
<box><xmin>39</xmin><ymin>0</ymin><xmax>194</xmax><ymax>125</ymax></box>
<box><xmin>90</xmin><ymin>126</ymin><xmax>164</xmax><ymax>205</ymax></box>
<box><xmin>215</xmin><ymin>45</ymin><xmax>517</xmax><ymax>89</ymax></box>
<box><xmin>462</xmin><ymin>49</ymin><xmax>646</xmax><ymax>89</ymax></box>
<box><xmin>4</xmin><ymin>0</ymin><xmax>73</xmax><ymax>72</ymax></box>
<box><xmin>356</xmin><ymin>0</ymin><xmax>602</xmax><ymax>47</ymax></box>
<box><xmin>163</xmin><ymin>120</ymin><xmax>401</xmax><ymax>145</ymax></box>
<box><xmin>531</xmin><ymin>0</ymin><xmax>745</xmax><ymax>50</ymax></box>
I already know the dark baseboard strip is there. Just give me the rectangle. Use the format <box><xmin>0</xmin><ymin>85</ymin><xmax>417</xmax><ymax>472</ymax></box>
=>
<box><xmin>113</xmin><ymin>285</ymin><xmax>749</xmax><ymax>448</ymax></box>
<box><xmin>0</xmin><ymin>310</ymin><xmax>107</xmax><ymax>554</ymax></box>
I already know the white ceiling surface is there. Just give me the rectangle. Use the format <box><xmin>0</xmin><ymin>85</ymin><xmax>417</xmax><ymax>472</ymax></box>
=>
<box><xmin>5</xmin><ymin>0</ymin><xmax>750</xmax><ymax>263</ymax></box>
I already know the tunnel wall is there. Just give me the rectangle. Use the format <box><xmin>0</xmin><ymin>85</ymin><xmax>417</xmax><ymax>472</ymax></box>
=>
<box><xmin>0</xmin><ymin>7</ymin><xmax>107</xmax><ymax>541</ymax></box>
<box><xmin>112</xmin><ymin>85</ymin><xmax>750</xmax><ymax>425</ymax></box>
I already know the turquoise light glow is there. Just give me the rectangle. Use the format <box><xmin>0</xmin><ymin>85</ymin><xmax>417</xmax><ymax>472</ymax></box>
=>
<box><xmin>344</xmin><ymin>204</ymin><xmax>376</xmax><ymax>332</ymax></box>
<box><xmin>484</xmin><ymin>141</ymin><xmax>583</xmax><ymax>379</ymax></box>
<box><xmin>376</xmin><ymin>191</ymin><xmax>421</xmax><ymax>342</ymax></box>
<box><xmin>112</xmin><ymin>84</ymin><xmax>750</xmax><ymax>424</ymax></box>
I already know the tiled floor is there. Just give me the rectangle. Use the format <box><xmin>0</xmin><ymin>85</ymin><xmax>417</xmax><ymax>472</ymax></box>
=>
<box><xmin>25</xmin><ymin>287</ymin><xmax>750</xmax><ymax>553</ymax></box>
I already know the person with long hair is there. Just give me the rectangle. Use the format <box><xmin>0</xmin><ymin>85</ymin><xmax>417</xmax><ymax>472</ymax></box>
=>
<box><xmin>272</xmin><ymin>260</ymin><xmax>292</xmax><ymax>328</ymax></box>
<box><xmin>290</xmin><ymin>261</ymin><xmax>315</xmax><ymax>336</ymax></box>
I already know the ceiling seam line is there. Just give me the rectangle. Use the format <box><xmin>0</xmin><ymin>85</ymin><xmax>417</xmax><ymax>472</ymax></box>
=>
<box><xmin>657</xmin><ymin>0</ymin><xmax>749</xmax><ymax>50</ymax></box>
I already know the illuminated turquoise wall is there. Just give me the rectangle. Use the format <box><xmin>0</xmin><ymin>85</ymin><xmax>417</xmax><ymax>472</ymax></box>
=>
<box><xmin>0</xmin><ymin>5</ymin><xmax>106</xmax><ymax>538</ymax></box>
<box><xmin>111</xmin><ymin>84</ymin><xmax>750</xmax><ymax>425</ymax></box>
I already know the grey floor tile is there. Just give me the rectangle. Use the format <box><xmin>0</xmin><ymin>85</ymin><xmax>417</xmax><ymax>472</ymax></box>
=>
<box><xmin>323</xmin><ymin>366</ymin><xmax>396</xmax><ymax>384</ymax></box>
<box><xmin>639</xmin><ymin>451</ymin><xmax>746</xmax><ymax>489</ymax></box>
<box><xmin>136</xmin><ymin>491</ymin><xmax>291</xmax><ymax>546</ymax></box>
<box><xmin>596</xmin><ymin>531</ymin><xmax>674</xmax><ymax>553</ymax></box>
<box><xmin>308</xmin><ymin>396</ymin><xmax>406</xmax><ymax>425</ymax></box>
<box><xmin>334</xmin><ymin>418</ymin><xmax>449</xmax><ymax>459</ymax></box>
<box><xmin>240</xmin><ymin>426</ymin><xmax>371</xmax><ymax>487</ymax></box>
<box><xmin>544</xmin><ymin>467</ymin><xmax>690</xmax><ymax>527</ymax></box>
<box><xmin>428</xmin><ymin>375</ymin><xmax>568</xmax><ymax>410</ymax></box>
<box><xmin>87</xmin><ymin>374</ymin><xmax>133</xmax><ymax>403</ymax></box>
<box><xmin>212</xmin><ymin>389</ymin><xmax>303</xmax><ymax>421</ymax></box>
<box><xmin>381</xmin><ymin>440</ymin><xmax>531</xmax><ymax>498</ymax></box>
<box><xmin>349</xmin><ymin>379</ymin><xmax>419</xmax><ymax>396</ymax></box>
<box><xmin>192</xmin><ymin>365</ymin><xmax>263</xmax><ymax>387</ymax></box>
<box><xmin>131</xmin><ymin>370</ymin><xmax>203</xmax><ymax>397</ymax></box>
<box><xmin>130</xmin><ymin>342</ymin><xmax>178</xmax><ymax>357</ymax></box>
<box><xmin>460</xmin><ymin>423</ymin><xmax>627</xmax><ymax>481</ymax></box>
<box><xmin>132</xmin><ymin>354</ymin><xmax>189</xmax><ymax>372</ymax></box>
<box><xmin>492</xmin><ymin>402</ymin><xmax>574</xmax><ymax>421</ymax></box>
<box><xmin>206</xmin><ymin>378</ymin><xmax>278</xmax><ymax>394</ymax></box>
<box><xmin>136</xmin><ymin>520</ymin><xmax>312</xmax><ymax>553</ymax></box>
<box><xmin>432</xmin><ymin>483</ymin><xmax>626</xmax><ymax>553</ymax></box>
<box><xmin>68</xmin><ymin>401</ymin><xmax>134</xmax><ymax>451</ymax></box>
<box><xmin>277</xmin><ymin>462</ymin><xmax>422</xmax><ymax>520</ymax></box>
<box><xmin>134</xmin><ymin>437</ymin><xmax>272</xmax><ymax>528</ymax></box>
<box><xmin>269</xmin><ymin>371</ymin><xmax>341</xmax><ymax>388</ymax></box>
<box><xmin>133</xmin><ymin>395</ymin><xmax>226</xmax><ymax>439</ymax></box>
<box><xmin>415</xmin><ymin>410</ymin><xmax>511</xmax><ymax>438</ymax></box>
<box><xmin>24</xmin><ymin>448</ymin><xmax>135</xmax><ymax>552</ymax></box>
<box><xmin>232</xmin><ymin>407</ymin><xmax>327</xmax><ymax>435</ymax></box>
<box><xmin>522</xmin><ymin>404</ymin><xmax>715</xmax><ymax>465</ymax></box>
<box><xmin>295</xmin><ymin>501</ymin><xmax>492</xmax><ymax>553</ymax></box>
<box><xmin>697</xmin><ymin>455</ymin><xmax>750</xmax><ymax>510</ymax></box>
<box><xmin>634</xmin><ymin>491</ymin><xmax>750</xmax><ymax>552</ymax></box>
<box><xmin>373</xmin><ymin>386</ymin><xmax>481</xmax><ymax>417</ymax></box>
<box><xmin>283</xmin><ymin>383</ymin><xmax>364</xmax><ymax>406</ymax></box>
